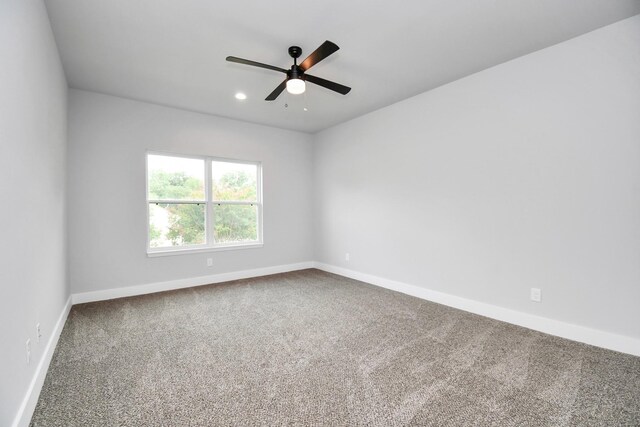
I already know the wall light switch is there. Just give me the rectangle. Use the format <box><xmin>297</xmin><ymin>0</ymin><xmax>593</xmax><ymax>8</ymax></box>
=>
<box><xmin>206</xmin><ymin>258</ymin><xmax>213</xmax><ymax>267</ymax></box>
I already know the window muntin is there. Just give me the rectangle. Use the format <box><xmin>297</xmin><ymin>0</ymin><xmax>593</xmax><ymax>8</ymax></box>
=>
<box><xmin>146</xmin><ymin>153</ymin><xmax>262</xmax><ymax>253</ymax></box>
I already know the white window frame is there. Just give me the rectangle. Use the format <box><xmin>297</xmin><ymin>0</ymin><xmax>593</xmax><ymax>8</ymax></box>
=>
<box><xmin>146</xmin><ymin>151</ymin><xmax>263</xmax><ymax>256</ymax></box>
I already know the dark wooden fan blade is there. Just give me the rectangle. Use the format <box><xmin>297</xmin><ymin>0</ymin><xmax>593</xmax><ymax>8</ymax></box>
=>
<box><xmin>304</xmin><ymin>74</ymin><xmax>351</xmax><ymax>95</ymax></box>
<box><xmin>299</xmin><ymin>40</ymin><xmax>339</xmax><ymax>71</ymax></box>
<box><xmin>265</xmin><ymin>79</ymin><xmax>288</xmax><ymax>101</ymax></box>
<box><xmin>226</xmin><ymin>56</ymin><xmax>288</xmax><ymax>74</ymax></box>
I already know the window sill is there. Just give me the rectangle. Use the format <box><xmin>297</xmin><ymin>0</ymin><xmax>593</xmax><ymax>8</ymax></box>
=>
<box><xmin>147</xmin><ymin>243</ymin><xmax>263</xmax><ymax>257</ymax></box>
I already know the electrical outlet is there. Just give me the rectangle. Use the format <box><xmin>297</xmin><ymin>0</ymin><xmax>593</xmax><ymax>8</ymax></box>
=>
<box><xmin>530</xmin><ymin>288</ymin><xmax>542</xmax><ymax>302</ymax></box>
<box><xmin>345</xmin><ymin>253</ymin><xmax>350</xmax><ymax>262</ymax></box>
<box><xmin>36</xmin><ymin>323</ymin><xmax>42</xmax><ymax>343</ymax></box>
<box><xmin>26</xmin><ymin>339</ymin><xmax>31</xmax><ymax>364</ymax></box>
<box><xmin>206</xmin><ymin>258</ymin><xmax>213</xmax><ymax>267</ymax></box>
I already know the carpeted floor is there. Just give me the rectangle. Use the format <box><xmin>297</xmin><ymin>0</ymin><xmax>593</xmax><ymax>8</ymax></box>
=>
<box><xmin>31</xmin><ymin>269</ymin><xmax>640</xmax><ymax>426</ymax></box>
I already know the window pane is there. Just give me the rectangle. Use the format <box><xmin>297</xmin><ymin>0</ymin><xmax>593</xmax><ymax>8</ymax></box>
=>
<box><xmin>211</xmin><ymin>161</ymin><xmax>257</xmax><ymax>202</ymax></box>
<box><xmin>148</xmin><ymin>155</ymin><xmax>205</xmax><ymax>200</ymax></box>
<box><xmin>149</xmin><ymin>203</ymin><xmax>205</xmax><ymax>248</ymax></box>
<box><xmin>213</xmin><ymin>204</ymin><xmax>258</xmax><ymax>244</ymax></box>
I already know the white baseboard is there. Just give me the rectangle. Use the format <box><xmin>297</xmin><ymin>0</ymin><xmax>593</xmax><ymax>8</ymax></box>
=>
<box><xmin>12</xmin><ymin>295</ymin><xmax>72</xmax><ymax>427</ymax></box>
<box><xmin>72</xmin><ymin>261</ymin><xmax>315</xmax><ymax>304</ymax></box>
<box><xmin>313</xmin><ymin>262</ymin><xmax>640</xmax><ymax>357</ymax></box>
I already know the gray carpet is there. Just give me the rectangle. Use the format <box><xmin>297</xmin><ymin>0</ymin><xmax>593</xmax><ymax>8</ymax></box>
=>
<box><xmin>31</xmin><ymin>269</ymin><xmax>640</xmax><ymax>426</ymax></box>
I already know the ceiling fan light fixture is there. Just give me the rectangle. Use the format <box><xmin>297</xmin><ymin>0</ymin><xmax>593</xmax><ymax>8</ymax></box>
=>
<box><xmin>286</xmin><ymin>78</ymin><xmax>305</xmax><ymax>95</ymax></box>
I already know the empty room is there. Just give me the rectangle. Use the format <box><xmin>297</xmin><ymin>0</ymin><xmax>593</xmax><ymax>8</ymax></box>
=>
<box><xmin>2</xmin><ymin>0</ymin><xmax>640</xmax><ymax>425</ymax></box>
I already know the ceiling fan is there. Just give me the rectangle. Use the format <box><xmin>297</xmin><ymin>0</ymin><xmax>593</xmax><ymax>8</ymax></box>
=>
<box><xmin>226</xmin><ymin>40</ymin><xmax>351</xmax><ymax>101</ymax></box>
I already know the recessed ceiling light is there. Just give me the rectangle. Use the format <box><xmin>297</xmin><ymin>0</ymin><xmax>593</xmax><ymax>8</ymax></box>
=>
<box><xmin>235</xmin><ymin>92</ymin><xmax>247</xmax><ymax>100</ymax></box>
<box><xmin>303</xmin><ymin>107</ymin><xmax>308</xmax><ymax>111</ymax></box>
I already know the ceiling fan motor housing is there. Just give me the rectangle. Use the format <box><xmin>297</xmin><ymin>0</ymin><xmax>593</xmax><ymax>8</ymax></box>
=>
<box><xmin>289</xmin><ymin>66</ymin><xmax>301</xmax><ymax>80</ymax></box>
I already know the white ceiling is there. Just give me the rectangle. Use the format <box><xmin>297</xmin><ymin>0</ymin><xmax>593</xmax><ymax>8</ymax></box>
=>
<box><xmin>44</xmin><ymin>0</ymin><xmax>640</xmax><ymax>133</ymax></box>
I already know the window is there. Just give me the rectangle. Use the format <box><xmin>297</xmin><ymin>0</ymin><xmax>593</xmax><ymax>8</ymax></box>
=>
<box><xmin>146</xmin><ymin>153</ymin><xmax>262</xmax><ymax>254</ymax></box>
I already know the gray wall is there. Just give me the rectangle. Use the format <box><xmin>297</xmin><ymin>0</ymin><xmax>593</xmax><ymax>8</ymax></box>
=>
<box><xmin>313</xmin><ymin>16</ymin><xmax>640</xmax><ymax>340</ymax></box>
<box><xmin>0</xmin><ymin>0</ymin><xmax>69</xmax><ymax>425</ymax></box>
<box><xmin>67</xmin><ymin>90</ymin><xmax>314</xmax><ymax>294</ymax></box>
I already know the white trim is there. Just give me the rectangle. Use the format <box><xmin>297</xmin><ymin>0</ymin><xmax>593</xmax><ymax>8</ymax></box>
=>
<box><xmin>313</xmin><ymin>262</ymin><xmax>640</xmax><ymax>357</ymax></box>
<box><xmin>205</xmin><ymin>158</ymin><xmax>213</xmax><ymax>246</ymax></box>
<box><xmin>147</xmin><ymin>199</ymin><xmax>205</xmax><ymax>204</ymax></box>
<box><xmin>147</xmin><ymin>243</ymin><xmax>264</xmax><ymax>257</ymax></box>
<box><xmin>72</xmin><ymin>262</ymin><xmax>314</xmax><ymax>304</ymax></box>
<box><xmin>12</xmin><ymin>296</ymin><xmax>72</xmax><ymax>427</ymax></box>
